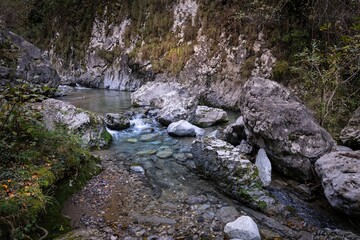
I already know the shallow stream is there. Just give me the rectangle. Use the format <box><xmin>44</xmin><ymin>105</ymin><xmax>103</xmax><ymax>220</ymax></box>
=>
<box><xmin>57</xmin><ymin>88</ymin><xmax>360</xmax><ymax>239</ymax></box>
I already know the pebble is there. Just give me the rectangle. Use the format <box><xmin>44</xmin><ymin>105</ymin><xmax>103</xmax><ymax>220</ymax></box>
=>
<box><xmin>130</xmin><ymin>166</ymin><xmax>145</xmax><ymax>174</ymax></box>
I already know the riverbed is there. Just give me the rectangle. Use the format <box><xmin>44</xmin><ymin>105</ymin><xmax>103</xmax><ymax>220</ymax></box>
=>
<box><xmin>56</xmin><ymin>88</ymin><xmax>360</xmax><ymax>239</ymax></box>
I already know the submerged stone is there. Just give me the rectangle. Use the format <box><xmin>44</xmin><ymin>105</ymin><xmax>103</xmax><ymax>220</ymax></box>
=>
<box><xmin>156</xmin><ymin>146</ymin><xmax>173</xmax><ymax>159</ymax></box>
<box><xmin>140</xmin><ymin>133</ymin><xmax>159</xmax><ymax>142</ymax></box>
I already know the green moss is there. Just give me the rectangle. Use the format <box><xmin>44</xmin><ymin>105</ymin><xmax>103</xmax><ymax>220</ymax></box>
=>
<box><xmin>101</xmin><ymin>129</ymin><xmax>112</xmax><ymax>146</ymax></box>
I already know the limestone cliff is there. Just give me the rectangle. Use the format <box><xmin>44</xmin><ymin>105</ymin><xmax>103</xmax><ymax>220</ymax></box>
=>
<box><xmin>47</xmin><ymin>0</ymin><xmax>276</xmax><ymax>110</ymax></box>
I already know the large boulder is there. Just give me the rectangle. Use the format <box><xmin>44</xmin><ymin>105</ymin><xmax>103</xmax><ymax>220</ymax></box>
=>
<box><xmin>131</xmin><ymin>82</ymin><xmax>198</xmax><ymax>125</ymax></box>
<box><xmin>193</xmin><ymin>105</ymin><xmax>228</xmax><ymax>127</ymax></box>
<box><xmin>104</xmin><ymin>113</ymin><xmax>130</xmax><ymax>130</ymax></box>
<box><xmin>191</xmin><ymin>137</ymin><xmax>275</xmax><ymax>211</ymax></box>
<box><xmin>340</xmin><ymin>107</ymin><xmax>360</xmax><ymax>150</ymax></box>
<box><xmin>315</xmin><ymin>151</ymin><xmax>360</xmax><ymax>215</ymax></box>
<box><xmin>36</xmin><ymin>99</ymin><xmax>111</xmax><ymax>149</ymax></box>
<box><xmin>240</xmin><ymin>77</ymin><xmax>334</xmax><ymax>181</ymax></box>
<box><xmin>167</xmin><ymin>120</ymin><xmax>205</xmax><ymax>137</ymax></box>
<box><xmin>224</xmin><ymin>216</ymin><xmax>261</xmax><ymax>240</ymax></box>
<box><xmin>0</xmin><ymin>30</ymin><xmax>60</xmax><ymax>91</ymax></box>
<box><xmin>222</xmin><ymin>116</ymin><xmax>246</xmax><ymax>146</ymax></box>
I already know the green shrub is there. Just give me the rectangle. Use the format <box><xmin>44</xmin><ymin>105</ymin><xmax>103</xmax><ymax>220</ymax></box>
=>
<box><xmin>0</xmin><ymin>84</ymin><xmax>100</xmax><ymax>239</ymax></box>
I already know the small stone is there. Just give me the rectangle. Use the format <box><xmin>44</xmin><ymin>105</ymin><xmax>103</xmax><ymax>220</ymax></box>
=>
<box><xmin>130</xmin><ymin>166</ymin><xmax>145</xmax><ymax>174</ymax></box>
<box><xmin>136</xmin><ymin>150</ymin><xmax>156</xmax><ymax>156</ymax></box>
<box><xmin>224</xmin><ymin>216</ymin><xmax>261</xmax><ymax>240</ymax></box>
<box><xmin>126</xmin><ymin>138</ymin><xmax>138</xmax><ymax>143</ymax></box>
<box><xmin>202</xmin><ymin>211</ymin><xmax>215</xmax><ymax>220</ymax></box>
<box><xmin>140</xmin><ymin>133</ymin><xmax>159</xmax><ymax>142</ymax></box>
<box><xmin>156</xmin><ymin>146</ymin><xmax>173</xmax><ymax>159</ymax></box>
<box><xmin>218</xmin><ymin>206</ymin><xmax>239</xmax><ymax>224</ymax></box>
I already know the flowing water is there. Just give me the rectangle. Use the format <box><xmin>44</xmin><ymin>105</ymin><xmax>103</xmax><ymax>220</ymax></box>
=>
<box><xmin>58</xmin><ymin>87</ymin><xmax>360</xmax><ymax>238</ymax></box>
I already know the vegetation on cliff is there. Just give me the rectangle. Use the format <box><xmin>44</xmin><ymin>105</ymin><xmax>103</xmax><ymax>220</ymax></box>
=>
<box><xmin>1</xmin><ymin>0</ymin><xmax>359</xmax><ymax>135</ymax></box>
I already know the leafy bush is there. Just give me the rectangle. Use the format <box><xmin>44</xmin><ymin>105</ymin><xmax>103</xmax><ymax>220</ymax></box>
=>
<box><xmin>0</xmin><ymin>83</ymin><xmax>100</xmax><ymax>239</ymax></box>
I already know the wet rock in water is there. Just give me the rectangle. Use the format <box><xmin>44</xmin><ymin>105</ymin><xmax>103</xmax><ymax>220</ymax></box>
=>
<box><xmin>140</xmin><ymin>133</ymin><xmax>159</xmax><ymax>142</ymax></box>
<box><xmin>236</xmin><ymin>140</ymin><xmax>253</xmax><ymax>155</ymax></box>
<box><xmin>240</xmin><ymin>77</ymin><xmax>334</xmax><ymax>181</ymax></box>
<box><xmin>315</xmin><ymin>150</ymin><xmax>360</xmax><ymax>215</ymax></box>
<box><xmin>104</xmin><ymin>113</ymin><xmax>130</xmax><ymax>130</ymax></box>
<box><xmin>131</xmin><ymin>82</ymin><xmax>198</xmax><ymax>125</ymax></box>
<box><xmin>218</xmin><ymin>206</ymin><xmax>239</xmax><ymax>224</ymax></box>
<box><xmin>255</xmin><ymin>149</ymin><xmax>272</xmax><ymax>187</ymax></box>
<box><xmin>136</xmin><ymin>150</ymin><xmax>156</xmax><ymax>156</ymax></box>
<box><xmin>156</xmin><ymin>146</ymin><xmax>173</xmax><ymax>159</ymax></box>
<box><xmin>130</xmin><ymin>166</ymin><xmax>145</xmax><ymax>174</ymax></box>
<box><xmin>222</xmin><ymin>116</ymin><xmax>246</xmax><ymax>146</ymax></box>
<box><xmin>126</xmin><ymin>138</ymin><xmax>138</xmax><ymax>143</ymax></box>
<box><xmin>193</xmin><ymin>105</ymin><xmax>228</xmax><ymax>127</ymax></box>
<box><xmin>340</xmin><ymin>107</ymin><xmax>360</xmax><ymax>150</ymax></box>
<box><xmin>224</xmin><ymin>216</ymin><xmax>261</xmax><ymax>240</ymax></box>
<box><xmin>191</xmin><ymin>137</ymin><xmax>276</xmax><ymax>212</ymax></box>
<box><xmin>167</xmin><ymin>120</ymin><xmax>205</xmax><ymax>137</ymax></box>
<box><xmin>35</xmin><ymin>98</ymin><xmax>111</xmax><ymax>149</ymax></box>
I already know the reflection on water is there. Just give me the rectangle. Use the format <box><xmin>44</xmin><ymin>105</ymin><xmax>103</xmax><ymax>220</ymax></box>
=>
<box><xmin>57</xmin><ymin>88</ymin><xmax>133</xmax><ymax>115</ymax></box>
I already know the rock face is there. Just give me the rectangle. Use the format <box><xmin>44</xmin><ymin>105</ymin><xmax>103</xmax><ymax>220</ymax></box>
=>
<box><xmin>222</xmin><ymin>116</ymin><xmax>246</xmax><ymax>146</ymax></box>
<box><xmin>315</xmin><ymin>151</ymin><xmax>360</xmax><ymax>215</ymax></box>
<box><xmin>255</xmin><ymin>149</ymin><xmax>272</xmax><ymax>187</ymax></box>
<box><xmin>224</xmin><ymin>216</ymin><xmax>261</xmax><ymax>240</ymax></box>
<box><xmin>340</xmin><ymin>107</ymin><xmax>360</xmax><ymax>150</ymax></box>
<box><xmin>104</xmin><ymin>113</ymin><xmax>130</xmax><ymax>130</ymax></box>
<box><xmin>131</xmin><ymin>82</ymin><xmax>198</xmax><ymax>125</ymax></box>
<box><xmin>191</xmin><ymin>137</ymin><xmax>275</xmax><ymax>211</ymax></box>
<box><xmin>193</xmin><ymin>106</ymin><xmax>228</xmax><ymax>127</ymax></box>
<box><xmin>240</xmin><ymin>77</ymin><xmax>334</xmax><ymax>181</ymax></box>
<box><xmin>167</xmin><ymin>120</ymin><xmax>205</xmax><ymax>137</ymax></box>
<box><xmin>37</xmin><ymin>99</ymin><xmax>111</xmax><ymax>149</ymax></box>
<box><xmin>0</xmin><ymin>30</ymin><xmax>60</xmax><ymax>91</ymax></box>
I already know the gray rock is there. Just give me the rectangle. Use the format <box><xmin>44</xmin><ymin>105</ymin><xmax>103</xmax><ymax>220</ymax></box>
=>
<box><xmin>105</xmin><ymin>113</ymin><xmax>130</xmax><ymax>130</ymax></box>
<box><xmin>223</xmin><ymin>116</ymin><xmax>246</xmax><ymax>146</ymax></box>
<box><xmin>156</xmin><ymin>146</ymin><xmax>173</xmax><ymax>159</ymax></box>
<box><xmin>236</xmin><ymin>140</ymin><xmax>253</xmax><ymax>155</ymax></box>
<box><xmin>131</xmin><ymin>82</ymin><xmax>198</xmax><ymax>125</ymax></box>
<box><xmin>35</xmin><ymin>99</ymin><xmax>111</xmax><ymax>149</ymax></box>
<box><xmin>255</xmin><ymin>149</ymin><xmax>272</xmax><ymax>187</ymax></box>
<box><xmin>340</xmin><ymin>107</ymin><xmax>360</xmax><ymax>150</ymax></box>
<box><xmin>315</xmin><ymin>151</ymin><xmax>360</xmax><ymax>215</ymax></box>
<box><xmin>194</xmin><ymin>105</ymin><xmax>228</xmax><ymax>127</ymax></box>
<box><xmin>333</xmin><ymin>145</ymin><xmax>353</xmax><ymax>152</ymax></box>
<box><xmin>218</xmin><ymin>206</ymin><xmax>239</xmax><ymax>224</ymax></box>
<box><xmin>224</xmin><ymin>216</ymin><xmax>261</xmax><ymax>240</ymax></box>
<box><xmin>0</xmin><ymin>30</ymin><xmax>60</xmax><ymax>93</ymax></box>
<box><xmin>240</xmin><ymin>77</ymin><xmax>334</xmax><ymax>181</ymax></box>
<box><xmin>191</xmin><ymin>137</ymin><xmax>275</xmax><ymax>211</ymax></box>
<box><xmin>130</xmin><ymin>166</ymin><xmax>145</xmax><ymax>174</ymax></box>
<box><xmin>207</xmin><ymin>130</ymin><xmax>221</xmax><ymax>138</ymax></box>
<box><xmin>167</xmin><ymin>120</ymin><xmax>205</xmax><ymax>137</ymax></box>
